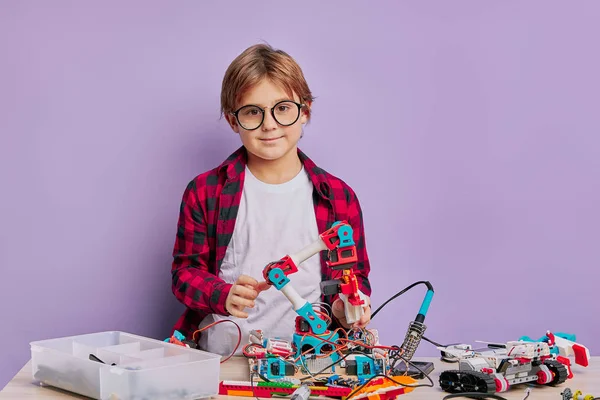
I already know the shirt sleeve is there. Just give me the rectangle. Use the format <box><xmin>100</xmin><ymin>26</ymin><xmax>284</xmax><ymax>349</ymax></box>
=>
<box><xmin>347</xmin><ymin>188</ymin><xmax>372</xmax><ymax>297</ymax></box>
<box><xmin>171</xmin><ymin>180</ymin><xmax>232</xmax><ymax>316</ymax></box>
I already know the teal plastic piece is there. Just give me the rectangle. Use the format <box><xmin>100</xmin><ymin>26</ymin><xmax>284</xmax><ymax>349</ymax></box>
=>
<box><xmin>296</xmin><ymin>302</ymin><xmax>327</xmax><ymax>335</ymax></box>
<box><xmin>518</xmin><ymin>332</ymin><xmax>576</xmax><ymax>356</ymax></box>
<box><xmin>355</xmin><ymin>355</ymin><xmax>383</xmax><ymax>379</ymax></box>
<box><xmin>164</xmin><ymin>330</ymin><xmax>185</xmax><ymax>342</ymax></box>
<box><xmin>332</xmin><ymin>221</ymin><xmax>355</xmax><ymax>246</ymax></box>
<box><xmin>519</xmin><ymin>332</ymin><xmax>576</xmax><ymax>343</ymax></box>
<box><xmin>293</xmin><ymin>329</ymin><xmax>340</xmax><ymax>363</ymax></box>
<box><xmin>268</xmin><ymin>267</ymin><xmax>290</xmax><ymax>290</ymax></box>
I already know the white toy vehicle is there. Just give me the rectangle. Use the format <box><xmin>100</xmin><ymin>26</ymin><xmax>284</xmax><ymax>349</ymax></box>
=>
<box><xmin>438</xmin><ymin>340</ymin><xmax>568</xmax><ymax>393</ymax></box>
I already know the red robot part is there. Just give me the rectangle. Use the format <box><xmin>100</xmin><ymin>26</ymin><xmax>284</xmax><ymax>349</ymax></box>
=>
<box><xmin>319</xmin><ymin>221</ymin><xmax>352</xmax><ymax>250</ymax></box>
<box><xmin>339</xmin><ymin>271</ymin><xmax>365</xmax><ymax>307</ymax></box>
<box><xmin>327</xmin><ymin>246</ymin><xmax>358</xmax><ymax>270</ymax></box>
<box><xmin>262</xmin><ymin>255</ymin><xmax>298</xmax><ymax>282</ymax></box>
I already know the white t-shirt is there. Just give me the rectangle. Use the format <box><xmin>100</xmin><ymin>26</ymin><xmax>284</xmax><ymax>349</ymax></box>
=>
<box><xmin>197</xmin><ymin>166</ymin><xmax>322</xmax><ymax>356</ymax></box>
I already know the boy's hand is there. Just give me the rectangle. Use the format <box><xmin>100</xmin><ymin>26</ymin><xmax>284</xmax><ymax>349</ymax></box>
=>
<box><xmin>332</xmin><ymin>296</ymin><xmax>371</xmax><ymax>329</ymax></box>
<box><xmin>225</xmin><ymin>275</ymin><xmax>270</xmax><ymax>318</ymax></box>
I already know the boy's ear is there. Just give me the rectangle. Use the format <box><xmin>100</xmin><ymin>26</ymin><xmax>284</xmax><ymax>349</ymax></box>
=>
<box><xmin>300</xmin><ymin>101</ymin><xmax>312</xmax><ymax>124</ymax></box>
<box><xmin>225</xmin><ymin>113</ymin><xmax>240</xmax><ymax>134</ymax></box>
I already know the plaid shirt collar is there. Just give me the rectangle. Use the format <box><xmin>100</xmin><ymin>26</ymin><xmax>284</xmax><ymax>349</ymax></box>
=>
<box><xmin>217</xmin><ymin>146</ymin><xmax>333</xmax><ymax>200</ymax></box>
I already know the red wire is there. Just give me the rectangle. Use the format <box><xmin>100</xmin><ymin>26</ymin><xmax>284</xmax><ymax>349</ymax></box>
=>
<box><xmin>243</xmin><ymin>343</ymin><xmax>266</xmax><ymax>358</ymax></box>
<box><xmin>192</xmin><ymin>319</ymin><xmax>242</xmax><ymax>363</ymax></box>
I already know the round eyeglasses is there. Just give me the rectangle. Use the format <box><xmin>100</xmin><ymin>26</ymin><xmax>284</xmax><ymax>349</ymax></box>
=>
<box><xmin>230</xmin><ymin>100</ymin><xmax>305</xmax><ymax>131</ymax></box>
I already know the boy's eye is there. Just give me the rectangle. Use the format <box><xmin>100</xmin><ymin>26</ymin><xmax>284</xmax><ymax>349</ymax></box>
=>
<box><xmin>243</xmin><ymin>107</ymin><xmax>261</xmax><ymax>116</ymax></box>
<box><xmin>277</xmin><ymin>105</ymin><xmax>290</xmax><ymax>112</ymax></box>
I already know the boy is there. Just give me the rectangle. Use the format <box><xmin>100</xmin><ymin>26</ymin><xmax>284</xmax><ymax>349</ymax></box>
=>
<box><xmin>170</xmin><ymin>44</ymin><xmax>372</xmax><ymax>356</ymax></box>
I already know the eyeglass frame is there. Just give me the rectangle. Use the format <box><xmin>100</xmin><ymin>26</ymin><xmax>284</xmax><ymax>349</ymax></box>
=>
<box><xmin>229</xmin><ymin>100</ymin><xmax>306</xmax><ymax>131</ymax></box>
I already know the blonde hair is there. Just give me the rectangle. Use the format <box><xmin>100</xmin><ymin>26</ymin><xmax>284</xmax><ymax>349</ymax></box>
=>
<box><xmin>220</xmin><ymin>44</ymin><xmax>314</xmax><ymax>118</ymax></box>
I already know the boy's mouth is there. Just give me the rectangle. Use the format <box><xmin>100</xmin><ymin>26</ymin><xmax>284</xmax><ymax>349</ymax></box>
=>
<box><xmin>259</xmin><ymin>136</ymin><xmax>283</xmax><ymax>142</ymax></box>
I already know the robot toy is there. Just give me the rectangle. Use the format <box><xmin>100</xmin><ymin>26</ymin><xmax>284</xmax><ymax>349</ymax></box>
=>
<box><xmin>437</xmin><ymin>331</ymin><xmax>589</xmax><ymax>394</ymax></box>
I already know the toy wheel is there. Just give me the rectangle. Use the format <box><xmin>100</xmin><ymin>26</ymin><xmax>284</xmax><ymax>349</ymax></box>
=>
<box><xmin>439</xmin><ymin>370</ymin><xmax>495</xmax><ymax>394</ymax></box>
<box><xmin>536</xmin><ymin>369</ymin><xmax>552</xmax><ymax>384</ymax></box>
<box><xmin>494</xmin><ymin>376</ymin><xmax>509</xmax><ymax>392</ymax></box>
<box><xmin>439</xmin><ymin>370</ymin><xmax>460</xmax><ymax>392</ymax></box>
<box><xmin>543</xmin><ymin>360</ymin><xmax>568</xmax><ymax>385</ymax></box>
<box><xmin>459</xmin><ymin>374</ymin><xmax>480</xmax><ymax>392</ymax></box>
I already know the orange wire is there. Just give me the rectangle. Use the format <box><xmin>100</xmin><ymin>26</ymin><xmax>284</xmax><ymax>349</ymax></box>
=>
<box><xmin>293</xmin><ymin>328</ymin><xmax>349</xmax><ymax>362</ymax></box>
<box><xmin>191</xmin><ymin>319</ymin><xmax>242</xmax><ymax>363</ymax></box>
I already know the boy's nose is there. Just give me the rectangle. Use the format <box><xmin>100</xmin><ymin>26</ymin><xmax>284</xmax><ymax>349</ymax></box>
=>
<box><xmin>261</xmin><ymin>110</ymin><xmax>278</xmax><ymax>131</ymax></box>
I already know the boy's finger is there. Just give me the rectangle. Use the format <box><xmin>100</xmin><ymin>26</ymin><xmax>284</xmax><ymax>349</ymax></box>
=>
<box><xmin>228</xmin><ymin>308</ymin><xmax>249</xmax><ymax>318</ymax></box>
<box><xmin>237</xmin><ymin>275</ymin><xmax>259</xmax><ymax>287</ymax></box>
<box><xmin>356</xmin><ymin>315</ymin><xmax>370</xmax><ymax>328</ymax></box>
<box><xmin>256</xmin><ymin>281</ymin><xmax>271</xmax><ymax>292</ymax></box>
<box><xmin>332</xmin><ymin>300</ymin><xmax>350</xmax><ymax>328</ymax></box>
<box><xmin>233</xmin><ymin>284</ymin><xmax>258</xmax><ymax>299</ymax></box>
<box><xmin>356</xmin><ymin>305</ymin><xmax>372</xmax><ymax>327</ymax></box>
<box><xmin>232</xmin><ymin>295</ymin><xmax>255</xmax><ymax>308</ymax></box>
<box><xmin>332</xmin><ymin>299</ymin><xmax>344</xmax><ymax>315</ymax></box>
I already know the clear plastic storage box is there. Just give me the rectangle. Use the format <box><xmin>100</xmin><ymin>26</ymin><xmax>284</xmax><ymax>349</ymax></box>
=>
<box><xmin>30</xmin><ymin>331</ymin><xmax>221</xmax><ymax>399</ymax></box>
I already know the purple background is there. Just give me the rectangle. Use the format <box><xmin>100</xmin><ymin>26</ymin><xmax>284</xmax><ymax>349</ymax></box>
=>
<box><xmin>1</xmin><ymin>1</ymin><xmax>599</xmax><ymax>389</ymax></box>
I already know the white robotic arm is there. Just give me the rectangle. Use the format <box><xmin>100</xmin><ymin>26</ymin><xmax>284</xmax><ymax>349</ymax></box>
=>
<box><xmin>262</xmin><ymin>221</ymin><xmax>366</xmax><ymax>333</ymax></box>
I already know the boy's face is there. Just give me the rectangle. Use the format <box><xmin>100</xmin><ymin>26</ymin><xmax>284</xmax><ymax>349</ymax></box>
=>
<box><xmin>226</xmin><ymin>79</ymin><xmax>309</xmax><ymax>163</ymax></box>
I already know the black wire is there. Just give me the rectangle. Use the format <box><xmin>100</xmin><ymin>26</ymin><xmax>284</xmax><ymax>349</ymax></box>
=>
<box><xmin>345</xmin><ymin>369</ymin><xmax>434</xmax><ymax>400</ymax></box>
<box><xmin>369</xmin><ymin>281</ymin><xmax>455</xmax><ymax>363</ymax></box>
<box><xmin>341</xmin><ymin>352</ymin><xmax>436</xmax><ymax>400</ymax></box>
<box><xmin>420</xmin><ymin>335</ymin><xmax>462</xmax><ymax>363</ymax></box>
<box><xmin>421</xmin><ymin>335</ymin><xmax>448</xmax><ymax>347</ymax></box>
<box><xmin>370</xmin><ymin>281</ymin><xmax>432</xmax><ymax>320</ymax></box>
<box><xmin>295</xmin><ymin>342</ymin><xmax>438</xmax><ymax>397</ymax></box>
<box><xmin>388</xmin><ymin>345</ymin><xmax>402</xmax><ymax>370</ymax></box>
<box><xmin>390</xmin><ymin>353</ymin><xmax>435</xmax><ymax>388</ymax></box>
<box><xmin>442</xmin><ymin>394</ymin><xmax>508</xmax><ymax>400</ymax></box>
<box><xmin>257</xmin><ymin>372</ymin><xmax>271</xmax><ymax>382</ymax></box>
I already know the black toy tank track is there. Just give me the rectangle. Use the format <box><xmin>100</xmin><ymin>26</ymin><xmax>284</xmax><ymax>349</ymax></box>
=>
<box><xmin>439</xmin><ymin>370</ymin><xmax>496</xmax><ymax>393</ymax></box>
<box><xmin>544</xmin><ymin>359</ymin><xmax>568</xmax><ymax>385</ymax></box>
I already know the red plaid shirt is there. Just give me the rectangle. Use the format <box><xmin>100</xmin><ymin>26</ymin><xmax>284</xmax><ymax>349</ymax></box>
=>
<box><xmin>171</xmin><ymin>146</ymin><xmax>371</xmax><ymax>338</ymax></box>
